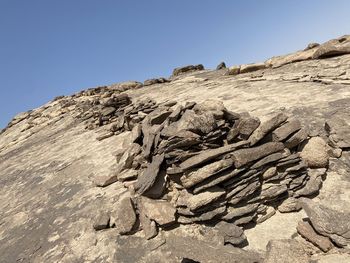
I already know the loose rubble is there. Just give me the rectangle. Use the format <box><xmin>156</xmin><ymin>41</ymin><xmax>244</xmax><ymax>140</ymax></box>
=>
<box><xmin>90</xmin><ymin>97</ymin><xmax>336</xmax><ymax>252</ymax></box>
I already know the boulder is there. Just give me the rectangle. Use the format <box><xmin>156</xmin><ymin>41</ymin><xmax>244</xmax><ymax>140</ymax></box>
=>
<box><xmin>300</xmin><ymin>198</ymin><xmax>350</xmax><ymax>247</ymax></box>
<box><xmin>140</xmin><ymin>197</ymin><xmax>176</xmax><ymax>226</ymax></box>
<box><xmin>300</xmin><ymin>137</ymin><xmax>329</xmax><ymax>168</ymax></box>
<box><xmin>227</xmin><ymin>65</ymin><xmax>240</xmax><ymax>75</ymax></box>
<box><xmin>216</xmin><ymin>62</ymin><xmax>226</xmax><ymax>70</ymax></box>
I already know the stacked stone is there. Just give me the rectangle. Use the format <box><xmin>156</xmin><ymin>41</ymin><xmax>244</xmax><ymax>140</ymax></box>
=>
<box><xmin>104</xmin><ymin>99</ymin><xmax>325</xmax><ymax>240</ymax></box>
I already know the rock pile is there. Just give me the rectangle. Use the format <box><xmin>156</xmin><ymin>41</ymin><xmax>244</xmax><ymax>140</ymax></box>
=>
<box><xmin>93</xmin><ymin>98</ymin><xmax>330</xmax><ymax>245</ymax></box>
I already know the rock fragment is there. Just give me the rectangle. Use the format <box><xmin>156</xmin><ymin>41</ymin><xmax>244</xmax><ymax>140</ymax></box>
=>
<box><xmin>300</xmin><ymin>137</ymin><xmax>329</xmax><ymax>168</ymax></box>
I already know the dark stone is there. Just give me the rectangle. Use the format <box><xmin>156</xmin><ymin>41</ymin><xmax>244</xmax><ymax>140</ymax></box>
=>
<box><xmin>272</xmin><ymin>118</ymin><xmax>301</xmax><ymax>141</ymax></box>
<box><xmin>284</xmin><ymin>128</ymin><xmax>308</xmax><ymax>149</ymax></box>
<box><xmin>172</xmin><ymin>64</ymin><xmax>205</xmax><ymax>77</ymax></box>
<box><xmin>216</xmin><ymin>62</ymin><xmax>227</xmax><ymax>70</ymax></box>
<box><xmin>134</xmin><ymin>154</ymin><xmax>165</xmax><ymax>195</ymax></box>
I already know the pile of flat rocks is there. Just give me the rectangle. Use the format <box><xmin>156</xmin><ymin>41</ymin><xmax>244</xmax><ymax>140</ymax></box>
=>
<box><xmin>94</xmin><ymin>99</ymin><xmax>330</xmax><ymax>245</ymax></box>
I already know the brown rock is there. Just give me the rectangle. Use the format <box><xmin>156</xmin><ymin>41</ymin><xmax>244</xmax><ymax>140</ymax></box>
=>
<box><xmin>110</xmin><ymin>197</ymin><xmax>137</xmax><ymax>235</ymax></box>
<box><xmin>231</xmin><ymin>142</ymin><xmax>284</xmax><ymax>168</ymax></box>
<box><xmin>284</xmin><ymin>128</ymin><xmax>308</xmax><ymax>149</ymax></box>
<box><xmin>278</xmin><ymin>197</ymin><xmax>301</xmax><ymax>213</ymax></box>
<box><xmin>93</xmin><ymin>212</ymin><xmax>110</xmax><ymax>231</ymax></box>
<box><xmin>141</xmin><ymin>197</ymin><xmax>176</xmax><ymax>226</ymax></box>
<box><xmin>248</xmin><ymin>112</ymin><xmax>288</xmax><ymax>145</ymax></box>
<box><xmin>272</xmin><ymin>118</ymin><xmax>301</xmax><ymax>141</ymax></box>
<box><xmin>300</xmin><ymin>137</ymin><xmax>329</xmax><ymax>168</ymax></box>
<box><xmin>186</xmin><ymin>186</ymin><xmax>225</xmax><ymax>211</ymax></box>
<box><xmin>297</xmin><ymin>220</ymin><xmax>333</xmax><ymax>252</ymax></box>
<box><xmin>265</xmin><ymin>239</ymin><xmax>310</xmax><ymax>263</ymax></box>
<box><xmin>240</xmin><ymin>62</ymin><xmax>267</xmax><ymax>73</ymax></box>
<box><xmin>172</xmin><ymin>64</ymin><xmax>204</xmax><ymax>77</ymax></box>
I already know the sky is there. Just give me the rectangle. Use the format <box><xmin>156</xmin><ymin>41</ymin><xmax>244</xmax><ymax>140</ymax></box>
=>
<box><xmin>1</xmin><ymin>0</ymin><xmax>350</xmax><ymax>128</ymax></box>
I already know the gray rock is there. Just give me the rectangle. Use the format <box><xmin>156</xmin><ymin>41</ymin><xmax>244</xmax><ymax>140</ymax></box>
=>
<box><xmin>231</xmin><ymin>142</ymin><xmax>285</xmax><ymax>168</ymax></box>
<box><xmin>278</xmin><ymin>197</ymin><xmax>301</xmax><ymax>213</ymax></box>
<box><xmin>250</xmin><ymin>150</ymin><xmax>289</xmax><ymax>169</ymax></box>
<box><xmin>272</xmin><ymin>118</ymin><xmax>301</xmax><ymax>141</ymax></box>
<box><xmin>110</xmin><ymin>197</ymin><xmax>137</xmax><ymax>235</ymax></box>
<box><xmin>256</xmin><ymin>206</ymin><xmax>276</xmax><ymax>224</ymax></box>
<box><xmin>294</xmin><ymin>168</ymin><xmax>325</xmax><ymax>197</ymax></box>
<box><xmin>134</xmin><ymin>154</ymin><xmax>164</xmax><ymax>195</ymax></box>
<box><xmin>140</xmin><ymin>197</ymin><xmax>176</xmax><ymax>226</ymax></box>
<box><xmin>215</xmin><ymin>221</ymin><xmax>247</xmax><ymax>246</ymax></box>
<box><xmin>177</xmin><ymin>206</ymin><xmax>227</xmax><ymax>224</ymax></box>
<box><xmin>222</xmin><ymin>203</ymin><xmax>259</xmax><ymax>221</ymax></box>
<box><xmin>284</xmin><ymin>128</ymin><xmax>308</xmax><ymax>149</ymax></box>
<box><xmin>216</xmin><ymin>62</ymin><xmax>226</xmax><ymax>70</ymax></box>
<box><xmin>179</xmin><ymin>140</ymin><xmax>249</xmax><ymax>171</ymax></box>
<box><xmin>172</xmin><ymin>64</ymin><xmax>204</xmax><ymax>77</ymax></box>
<box><xmin>297</xmin><ymin>220</ymin><xmax>333</xmax><ymax>252</ymax></box>
<box><xmin>248</xmin><ymin>112</ymin><xmax>288</xmax><ymax>145</ymax></box>
<box><xmin>180</xmin><ymin>159</ymin><xmax>233</xmax><ymax>188</ymax></box>
<box><xmin>300</xmin><ymin>198</ymin><xmax>350</xmax><ymax>247</ymax></box>
<box><xmin>265</xmin><ymin>239</ymin><xmax>310</xmax><ymax>263</ymax></box>
<box><xmin>228</xmin><ymin>116</ymin><xmax>260</xmax><ymax>141</ymax></box>
<box><xmin>117</xmin><ymin>169</ymin><xmax>138</xmax><ymax>182</ymax></box>
<box><xmin>325</xmin><ymin>116</ymin><xmax>350</xmax><ymax>148</ymax></box>
<box><xmin>228</xmin><ymin>179</ymin><xmax>261</xmax><ymax>205</ymax></box>
<box><xmin>186</xmin><ymin>186</ymin><xmax>226</xmax><ymax>211</ymax></box>
<box><xmin>93</xmin><ymin>212</ymin><xmax>110</xmax><ymax>231</ymax></box>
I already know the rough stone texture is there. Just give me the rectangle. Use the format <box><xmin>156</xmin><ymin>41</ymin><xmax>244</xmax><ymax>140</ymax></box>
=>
<box><xmin>278</xmin><ymin>197</ymin><xmax>302</xmax><ymax>213</ymax></box>
<box><xmin>248</xmin><ymin>112</ymin><xmax>288</xmax><ymax>145</ymax></box>
<box><xmin>311</xmin><ymin>253</ymin><xmax>350</xmax><ymax>263</ymax></box>
<box><xmin>172</xmin><ymin>64</ymin><xmax>204</xmax><ymax>77</ymax></box>
<box><xmin>240</xmin><ymin>62</ymin><xmax>267</xmax><ymax>73</ymax></box>
<box><xmin>265</xmin><ymin>239</ymin><xmax>310</xmax><ymax>263</ymax></box>
<box><xmin>186</xmin><ymin>186</ymin><xmax>225</xmax><ymax>211</ymax></box>
<box><xmin>110</xmin><ymin>197</ymin><xmax>137</xmax><ymax>235</ymax></box>
<box><xmin>300</xmin><ymin>198</ymin><xmax>350</xmax><ymax>247</ymax></box>
<box><xmin>300</xmin><ymin>137</ymin><xmax>329</xmax><ymax>168</ymax></box>
<box><xmin>272</xmin><ymin>117</ymin><xmax>301</xmax><ymax>141</ymax></box>
<box><xmin>2</xmin><ymin>35</ymin><xmax>350</xmax><ymax>262</ymax></box>
<box><xmin>141</xmin><ymin>197</ymin><xmax>176</xmax><ymax>226</ymax></box>
<box><xmin>231</xmin><ymin>142</ymin><xmax>284</xmax><ymax>168</ymax></box>
<box><xmin>297</xmin><ymin>220</ymin><xmax>333</xmax><ymax>252</ymax></box>
<box><xmin>93</xmin><ymin>212</ymin><xmax>110</xmax><ymax>231</ymax></box>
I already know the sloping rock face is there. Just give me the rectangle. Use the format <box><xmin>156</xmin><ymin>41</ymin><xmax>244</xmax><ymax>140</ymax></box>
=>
<box><xmin>1</xmin><ymin>35</ymin><xmax>350</xmax><ymax>262</ymax></box>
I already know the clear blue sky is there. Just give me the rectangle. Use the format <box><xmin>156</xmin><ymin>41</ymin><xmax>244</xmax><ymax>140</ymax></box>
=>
<box><xmin>1</xmin><ymin>0</ymin><xmax>350</xmax><ymax>128</ymax></box>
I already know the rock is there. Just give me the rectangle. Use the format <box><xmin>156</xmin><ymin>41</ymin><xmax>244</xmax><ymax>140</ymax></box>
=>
<box><xmin>168</xmin><ymin>105</ymin><xmax>183</xmax><ymax>122</ymax></box>
<box><xmin>272</xmin><ymin>118</ymin><xmax>301</xmax><ymax>141</ymax></box>
<box><xmin>216</xmin><ymin>62</ymin><xmax>226</xmax><ymax>70</ymax></box>
<box><xmin>311</xmin><ymin>253</ymin><xmax>350</xmax><ymax>263</ymax></box>
<box><xmin>262</xmin><ymin>167</ymin><xmax>277</xmax><ymax>180</ymax></box>
<box><xmin>222</xmin><ymin>204</ymin><xmax>259</xmax><ymax>221</ymax></box>
<box><xmin>186</xmin><ymin>186</ymin><xmax>225</xmax><ymax>211</ymax></box>
<box><xmin>93</xmin><ymin>212</ymin><xmax>110</xmax><ymax>231</ymax></box>
<box><xmin>284</xmin><ymin>128</ymin><xmax>308</xmax><ymax>149</ymax></box>
<box><xmin>304</xmin><ymin>42</ymin><xmax>320</xmax><ymax>50</ymax></box>
<box><xmin>248</xmin><ymin>112</ymin><xmax>288</xmax><ymax>145</ymax></box>
<box><xmin>278</xmin><ymin>197</ymin><xmax>301</xmax><ymax>213</ymax></box>
<box><xmin>228</xmin><ymin>179</ymin><xmax>261</xmax><ymax>205</ymax></box>
<box><xmin>294</xmin><ymin>168</ymin><xmax>325</xmax><ymax>197</ymax></box>
<box><xmin>179</xmin><ymin>140</ymin><xmax>249</xmax><ymax>171</ymax></box>
<box><xmin>117</xmin><ymin>169</ymin><xmax>138</xmax><ymax>182</ymax></box>
<box><xmin>256</xmin><ymin>206</ymin><xmax>276</xmax><ymax>224</ymax></box>
<box><xmin>143</xmin><ymin>168</ymin><xmax>167</xmax><ymax>199</ymax></box>
<box><xmin>177</xmin><ymin>206</ymin><xmax>227</xmax><ymax>224</ymax></box>
<box><xmin>240</xmin><ymin>62</ymin><xmax>267</xmax><ymax>73</ymax></box>
<box><xmin>141</xmin><ymin>197</ymin><xmax>176</xmax><ymax>226</ymax></box>
<box><xmin>172</xmin><ymin>64</ymin><xmax>204</xmax><ymax>77</ymax></box>
<box><xmin>326</xmin><ymin>146</ymin><xmax>342</xmax><ymax>158</ymax></box>
<box><xmin>300</xmin><ymin>137</ymin><xmax>329</xmax><ymax>168</ymax></box>
<box><xmin>162</xmin><ymin>110</ymin><xmax>217</xmax><ymax>136</ymax></box>
<box><xmin>134</xmin><ymin>154</ymin><xmax>164</xmax><ymax>195</ymax></box>
<box><xmin>259</xmin><ymin>183</ymin><xmax>288</xmax><ymax>201</ymax></box>
<box><xmin>110</xmin><ymin>197</ymin><xmax>137</xmax><ymax>235</ymax></box>
<box><xmin>312</xmin><ymin>42</ymin><xmax>350</xmax><ymax>59</ymax></box>
<box><xmin>231</xmin><ymin>142</ymin><xmax>285</xmax><ymax>168</ymax></box>
<box><xmin>93</xmin><ymin>173</ymin><xmax>118</xmax><ymax>187</ymax></box>
<box><xmin>96</xmin><ymin>131</ymin><xmax>114</xmax><ymax>141</ymax></box>
<box><xmin>265</xmin><ymin>239</ymin><xmax>310</xmax><ymax>263</ymax></box>
<box><xmin>144</xmin><ymin>77</ymin><xmax>169</xmax><ymax>86</ymax></box>
<box><xmin>117</xmin><ymin>143</ymin><xmax>142</xmax><ymax>172</ymax></box>
<box><xmin>228</xmin><ymin>116</ymin><xmax>260</xmax><ymax>141</ymax></box>
<box><xmin>325</xmin><ymin>116</ymin><xmax>350</xmax><ymax>148</ymax></box>
<box><xmin>138</xmin><ymin>201</ymin><xmax>158</xmax><ymax>239</ymax></box>
<box><xmin>193</xmin><ymin>99</ymin><xmax>226</xmax><ymax>119</ymax></box>
<box><xmin>300</xmin><ymin>198</ymin><xmax>350</xmax><ymax>247</ymax></box>
<box><xmin>227</xmin><ymin>65</ymin><xmax>240</xmax><ymax>75</ymax></box>
<box><xmin>130</xmin><ymin>123</ymin><xmax>142</xmax><ymax>143</ymax></box>
<box><xmin>250</xmin><ymin>150</ymin><xmax>289</xmax><ymax>169</ymax></box>
<box><xmin>215</xmin><ymin>221</ymin><xmax>247</xmax><ymax>246</ymax></box>
<box><xmin>180</xmin><ymin>159</ymin><xmax>233</xmax><ymax>188</ymax></box>
<box><xmin>297</xmin><ymin>220</ymin><xmax>333</xmax><ymax>252</ymax></box>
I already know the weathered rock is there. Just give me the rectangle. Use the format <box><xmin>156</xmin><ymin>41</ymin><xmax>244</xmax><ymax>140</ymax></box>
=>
<box><xmin>96</xmin><ymin>131</ymin><xmax>114</xmax><ymax>141</ymax></box>
<box><xmin>193</xmin><ymin>99</ymin><xmax>226</xmax><ymax>119</ymax></box>
<box><xmin>294</xmin><ymin>168</ymin><xmax>325</xmax><ymax>197</ymax></box>
<box><xmin>143</xmin><ymin>77</ymin><xmax>169</xmax><ymax>86</ymax></box>
<box><xmin>240</xmin><ymin>62</ymin><xmax>267</xmax><ymax>73</ymax></box>
<box><xmin>93</xmin><ymin>212</ymin><xmax>110</xmax><ymax>231</ymax></box>
<box><xmin>186</xmin><ymin>186</ymin><xmax>225</xmax><ymax>211</ymax></box>
<box><xmin>134</xmin><ymin>154</ymin><xmax>164</xmax><ymax>195</ymax></box>
<box><xmin>311</xmin><ymin>253</ymin><xmax>350</xmax><ymax>263</ymax></box>
<box><xmin>284</xmin><ymin>128</ymin><xmax>308</xmax><ymax>149</ymax></box>
<box><xmin>110</xmin><ymin>197</ymin><xmax>137</xmax><ymax>235</ymax></box>
<box><xmin>138</xmin><ymin>202</ymin><xmax>158</xmax><ymax>239</ymax></box>
<box><xmin>177</xmin><ymin>206</ymin><xmax>227</xmax><ymax>224</ymax></box>
<box><xmin>262</xmin><ymin>166</ymin><xmax>277</xmax><ymax>180</ymax></box>
<box><xmin>216</xmin><ymin>62</ymin><xmax>226</xmax><ymax>70</ymax></box>
<box><xmin>250</xmin><ymin>150</ymin><xmax>289</xmax><ymax>169</ymax></box>
<box><xmin>325</xmin><ymin>116</ymin><xmax>350</xmax><ymax>148</ymax></box>
<box><xmin>231</xmin><ymin>142</ymin><xmax>285</xmax><ymax>168</ymax></box>
<box><xmin>227</xmin><ymin>65</ymin><xmax>240</xmax><ymax>75</ymax></box>
<box><xmin>93</xmin><ymin>173</ymin><xmax>118</xmax><ymax>187</ymax></box>
<box><xmin>272</xmin><ymin>118</ymin><xmax>301</xmax><ymax>141</ymax></box>
<box><xmin>256</xmin><ymin>206</ymin><xmax>276</xmax><ymax>224</ymax></box>
<box><xmin>300</xmin><ymin>137</ymin><xmax>329</xmax><ymax>168</ymax></box>
<box><xmin>179</xmin><ymin>140</ymin><xmax>249</xmax><ymax>171</ymax></box>
<box><xmin>265</xmin><ymin>239</ymin><xmax>310</xmax><ymax>263</ymax></box>
<box><xmin>222</xmin><ymin>203</ymin><xmax>259</xmax><ymax>221</ymax></box>
<box><xmin>300</xmin><ymin>198</ymin><xmax>350</xmax><ymax>247</ymax></box>
<box><xmin>312</xmin><ymin>41</ymin><xmax>350</xmax><ymax>59</ymax></box>
<box><xmin>228</xmin><ymin>180</ymin><xmax>261</xmax><ymax>205</ymax></box>
<box><xmin>162</xmin><ymin>110</ymin><xmax>217</xmax><ymax>136</ymax></box>
<box><xmin>278</xmin><ymin>197</ymin><xmax>302</xmax><ymax>213</ymax></box>
<box><xmin>297</xmin><ymin>220</ymin><xmax>333</xmax><ymax>252</ymax></box>
<box><xmin>228</xmin><ymin>116</ymin><xmax>260</xmax><ymax>141</ymax></box>
<box><xmin>117</xmin><ymin>143</ymin><xmax>142</xmax><ymax>172</ymax></box>
<box><xmin>248</xmin><ymin>112</ymin><xmax>288</xmax><ymax>145</ymax></box>
<box><xmin>259</xmin><ymin>183</ymin><xmax>288</xmax><ymax>201</ymax></box>
<box><xmin>140</xmin><ymin>197</ymin><xmax>176</xmax><ymax>226</ymax></box>
<box><xmin>117</xmin><ymin>169</ymin><xmax>138</xmax><ymax>182</ymax></box>
<box><xmin>180</xmin><ymin>159</ymin><xmax>233</xmax><ymax>188</ymax></box>
<box><xmin>172</xmin><ymin>64</ymin><xmax>204</xmax><ymax>77</ymax></box>
<box><xmin>216</xmin><ymin>221</ymin><xmax>247</xmax><ymax>246</ymax></box>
